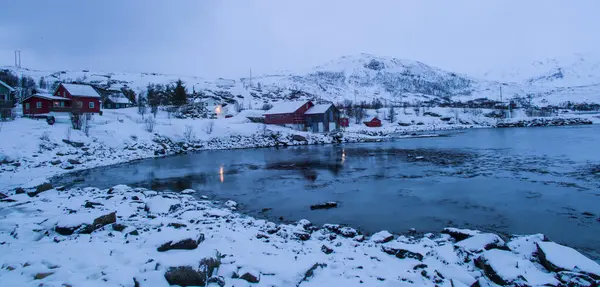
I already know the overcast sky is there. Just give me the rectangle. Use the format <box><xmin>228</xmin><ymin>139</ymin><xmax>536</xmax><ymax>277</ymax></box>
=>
<box><xmin>1</xmin><ymin>0</ymin><xmax>599</xmax><ymax>79</ymax></box>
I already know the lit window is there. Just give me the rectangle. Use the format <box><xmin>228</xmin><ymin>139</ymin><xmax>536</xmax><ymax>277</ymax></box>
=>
<box><xmin>36</xmin><ymin>102</ymin><xmax>42</xmax><ymax>109</ymax></box>
<box><xmin>89</xmin><ymin>101</ymin><xmax>95</xmax><ymax>108</ymax></box>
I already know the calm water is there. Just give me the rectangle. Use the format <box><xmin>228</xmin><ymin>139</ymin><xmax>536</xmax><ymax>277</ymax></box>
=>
<box><xmin>55</xmin><ymin>125</ymin><xmax>600</xmax><ymax>259</ymax></box>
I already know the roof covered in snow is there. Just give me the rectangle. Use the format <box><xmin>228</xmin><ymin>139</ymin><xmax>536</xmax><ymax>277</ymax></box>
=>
<box><xmin>305</xmin><ymin>104</ymin><xmax>334</xmax><ymax>115</ymax></box>
<box><xmin>107</xmin><ymin>95</ymin><xmax>132</xmax><ymax>104</ymax></box>
<box><xmin>0</xmin><ymin>80</ymin><xmax>15</xmax><ymax>92</ymax></box>
<box><xmin>20</xmin><ymin>93</ymin><xmax>71</xmax><ymax>103</ymax></box>
<box><xmin>264</xmin><ymin>101</ymin><xmax>311</xmax><ymax>115</ymax></box>
<box><xmin>61</xmin><ymin>84</ymin><xmax>101</xmax><ymax>98</ymax></box>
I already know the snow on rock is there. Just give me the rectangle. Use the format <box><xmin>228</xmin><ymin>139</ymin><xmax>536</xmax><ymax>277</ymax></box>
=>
<box><xmin>475</xmin><ymin>249</ymin><xmax>560</xmax><ymax>286</ymax></box>
<box><xmin>370</xmin><ymin>230</ymin><xmax>394</xmax><ymax>243</ymax></box>
<box><xmin>441</xmin><ymin>227</ymin><xmax>480</xmax><ymax>241</ymax></box>
<box><xmin>381</xmin><ymin>240</ymin><xmax>427</xmax><ymax>261</ymax></box>
<box><xmin>1</xmin><ymin>185</ymin><xmax>599</xmax><ymax>287</ymax></box>
<box><xmin>144</xmin><ymin>196</ymin><xmax>180</xmax><ymax>214</ymax></box>
<box><xmin>180</xmin><ymin>189</ymin><xmax>195</xmax><ymax>194</ymax></box>
<box><xmin>225</xmin><ymin>200</ymin><xmax>238</xmax><ymax>209</ymax></box>
<box><xmin>454</xmin><ymin>233</ymin><xmax>506</xmax><ymax>253</ymax></box>
<box><xmin>507</xmin><ymin>234</ymin><xmax>547</xmax><ymax>259</ymax></box>
<box><xmin>536</xmin><ymin>241</ymin><xmax>600</xmax><ymax>279</ymax></box>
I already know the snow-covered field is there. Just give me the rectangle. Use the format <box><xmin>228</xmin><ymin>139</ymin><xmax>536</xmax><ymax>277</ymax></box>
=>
<box><xmin>1</xmin><ymin>185</ymin><xmax>599</xmax><ymax>287</ymax></box>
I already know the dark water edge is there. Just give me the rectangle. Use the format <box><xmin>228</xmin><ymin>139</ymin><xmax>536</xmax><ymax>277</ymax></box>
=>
<box><xmin>52</xmin><ymin>125</ymin><xmax>600</xmax><ymax>260</ymax></box>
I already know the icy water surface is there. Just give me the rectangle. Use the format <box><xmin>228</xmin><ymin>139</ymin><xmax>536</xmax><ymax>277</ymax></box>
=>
<box><xmin>55</xmin><ymin>125</ymin><xmax>600</xmax><ymax>258</ymax></box>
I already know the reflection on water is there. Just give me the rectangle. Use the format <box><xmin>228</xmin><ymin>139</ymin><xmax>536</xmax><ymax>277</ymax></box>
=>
<box><xmin>219</xmin><ymin>165</ymin><xmax>224</xmax><ymax>183</ymax></box>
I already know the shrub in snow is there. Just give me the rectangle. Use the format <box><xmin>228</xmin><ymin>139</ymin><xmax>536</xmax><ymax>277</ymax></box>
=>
<box><xmin>39</xmin><ymin>131</ymin><xmax>51</xmax><ymax>141</ymax></box>
<box><xmin>183</xmin><ymin>125</ymin><xmax>195</xmax><ymax>142</ymax></box>
<box><xmin>144</xmin><ymin>118</ymin><xmax>156</xmax><ymax>133</ymax></box>
<box><xmin>261</xmin><ymin>103</ymin><xmax>273</xmax><ymax>111</ymax></box>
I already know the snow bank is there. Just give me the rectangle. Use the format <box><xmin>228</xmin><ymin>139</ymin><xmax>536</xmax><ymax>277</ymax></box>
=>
<box><xmin>1</xmin><ymin>185</ymin><xmax>598</xmax><ymax>286</ymax></box>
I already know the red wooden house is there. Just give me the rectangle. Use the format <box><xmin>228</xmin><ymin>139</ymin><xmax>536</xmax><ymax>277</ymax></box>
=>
<box><xmin>21</xmin><ymin>93</ymin><xmax>70</xmax><ymax>116</ymax></box>
<box><xmin>22</xmin><ymin>83</ymin><xmax>101</xmax><ymax>115</ymax></box>
<box><xmin>363</xmin><ymin>117</ymin><xmax>382</xmax><ymax>127</ymax></box>
<box><xmin>264</xmin><ymin>101</ymin><xmax>314</xmax><ymax>126</ymax></box>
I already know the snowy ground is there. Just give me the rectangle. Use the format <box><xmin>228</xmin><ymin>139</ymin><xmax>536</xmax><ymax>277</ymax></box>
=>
<box><xmin>1</xmin><ymin>108</ymin><xmax>600</xmax><ymax>286</ymax></box>
<box><xmin>1</xmin><ymin>185</ymin><xmax>599</xmax><ymax>287</ymax></box>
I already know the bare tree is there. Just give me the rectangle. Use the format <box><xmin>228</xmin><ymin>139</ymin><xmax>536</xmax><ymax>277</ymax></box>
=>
<box><xmin>138</xmin><ymin>98</ymin><xmax>147</xmax><ymax>119</ymax></box>
<box><xmin>233</xmin><ymin>102</ymin><xmax>242</xmax><ymax>113</ymax></box>
<box><xmin>451</xmin><ymin>108</ymin><xmax>460</xmax><ymax>122</ymax></box>
<box><xmin>413</xmin><ymin>100</ymin><xmax>422</xmax><ymax>116</ymax></box>
<box><xmin>81</xmin><ymin>114</ymin><xmax>91</xmax><ymax>137</ymax></box>
<box><xmin>261</xmin><ymin>123</ymin><xmax>268</xmax><ymax>135</ymax></box>
<box><xmin>388</xmin><ymin>106</ymin><xmax>396</xmax><ymax>123</ymax></box>
<box><xmin>183</xmin><ymin>125</ymin><xmax>195</xmax><ymax>141</ymax></box>
<box><xmin>204</xmin><ymin>121</ymin><xmax>214</xmax><ymax>135</ymax></box>
<box><xmin>144</xmin><ymin>118</ymin><xmax>156</xmax><ymax>133</ymax></box>
<box><xmin>354</xmin><ymin>106</ymin><xmax>365</xmax><ymax>124</ymax></box>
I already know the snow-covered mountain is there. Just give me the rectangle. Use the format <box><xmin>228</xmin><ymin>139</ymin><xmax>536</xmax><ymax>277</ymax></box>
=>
<box><xmin>3</xmin><ymin>53</ymin><xmax>600</xmax><ymax>107</ymax></box>
<box><xmin>481</xmin><ymin>53</ymin><xmax>600</xmax><ymax>87</ymax></box>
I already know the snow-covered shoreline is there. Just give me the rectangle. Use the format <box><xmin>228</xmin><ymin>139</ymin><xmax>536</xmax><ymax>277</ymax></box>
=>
<box><xmin>1</xmin><ymin>107</ymin><xmax>597</xmax><ymax>192</ymax></box>
<box><xmin>1</xmin><ymin>185</ymin><xmax>599</xmax><ymax>286</ymax></box>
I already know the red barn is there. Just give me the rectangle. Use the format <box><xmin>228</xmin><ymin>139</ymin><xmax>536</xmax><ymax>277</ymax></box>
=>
<box><xmin>363</xmin><ymin>117</ymin><xmax>382</xmax><ymax>127</ymax></box>
<box><xmin>54</xmin><ymin>84</ymin><xmax>101</xmax><ymax>113</ymax></box>
<box><xmin>264</xmin><ymin>101</ymin><xmax>314</xmax><ymax>126</ymax></box>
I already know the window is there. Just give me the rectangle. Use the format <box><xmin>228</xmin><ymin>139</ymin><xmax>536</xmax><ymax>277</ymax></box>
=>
<box><xmin>60</xmin><ymin>101</ymin><xmax>65</xmax><ymax>107</ymax></box>
<box><xmin>76</xmin><ymin>101</ymin><xmax>83</xmax><ymax>108</ymax></box>
<box><xmin>89</xmin><ymin>101</ymin><xmax>95</xmax><ymax>109</ymax></box>
<box><xmin>25</xmin><ymin>103</ymin><xmax>30</xmax><ymax>110</ymax></box>
<box><xmin>36</xmin><ymin>101</ymin><xmax>42</xmax><ymax>109</ymax></box>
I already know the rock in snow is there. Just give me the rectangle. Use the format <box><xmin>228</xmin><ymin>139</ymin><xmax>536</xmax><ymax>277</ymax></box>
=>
<box><xmin>2</xmin><ymin>184</ymin><xmax>600</xmax><ymax>287</ymax></box>
<box><xmin>455</xmin><ymin>233</ymin><xmax>507</xmax><ymax>253</ymax></box>
<box><xmin>474</xmin><ymin>249</ymin><xmax>559</xmax><ymax>286</ymax></box>
<box><xmin>442</xmin><ymin>227</ymin><xmax>480</xmax><ymax>241</ymax></box>
<box><xmin>157</xmin><ymin>234</ymin><xmax>205</xmax><ymax>252</ymax></box>
<box><xmin>164</xmin><ymin>266</ymin><xmax>206</xmax><ymax>286</ymax></box>
<box><xmin>536</xmin><ymin>241</ymin><xmax>600</xmax><ymax>279</ymax></box>
<box><xmin>381</xmin><ymin>241</ymin><xmax>426</xmax><ymax>261</ymax></box>
<box><xmin>224</xmin><ymin>200</ymin><xmax>238</xmax><ymax>209</ymax></box>
<box><xmin>180</xmin><ymin>189</ymin><xmax>195</xmax><ymax>194</ymax></box>
<box><xmin>370</xmin><ymin>230</ymin><xmax>394</xmax><ymax>243</ymax></box>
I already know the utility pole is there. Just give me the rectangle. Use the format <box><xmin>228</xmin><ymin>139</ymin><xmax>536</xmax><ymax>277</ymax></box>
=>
<box><xmin>249</xmin><ymin>68</ymin><xmax>252</xmax><ymax>89</ymax></box>
<box><xmin>354</xmin><ymin>89</ymin><xmax>357</xmax><ymax>104</ymax></box>
<box><xmin>14</xmin><ymin>50</ymin><xmax>22</xmax><ymax>68</ymax></box>
<box><xmin>499</xmin><ymin>85</ymin><xmax>503</xmax><ymax>103</ymax></box>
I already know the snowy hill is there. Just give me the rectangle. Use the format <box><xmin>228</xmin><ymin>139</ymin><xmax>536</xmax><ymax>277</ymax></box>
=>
<box><xmin>481</xmin><ymin>53</ymin><xmax>600</xmax><ymax>87</ymax></box>
<box><xmin>3</xmin><ymin>53</ymin><xmax>600</xmax><ymax>107</ymax></box>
